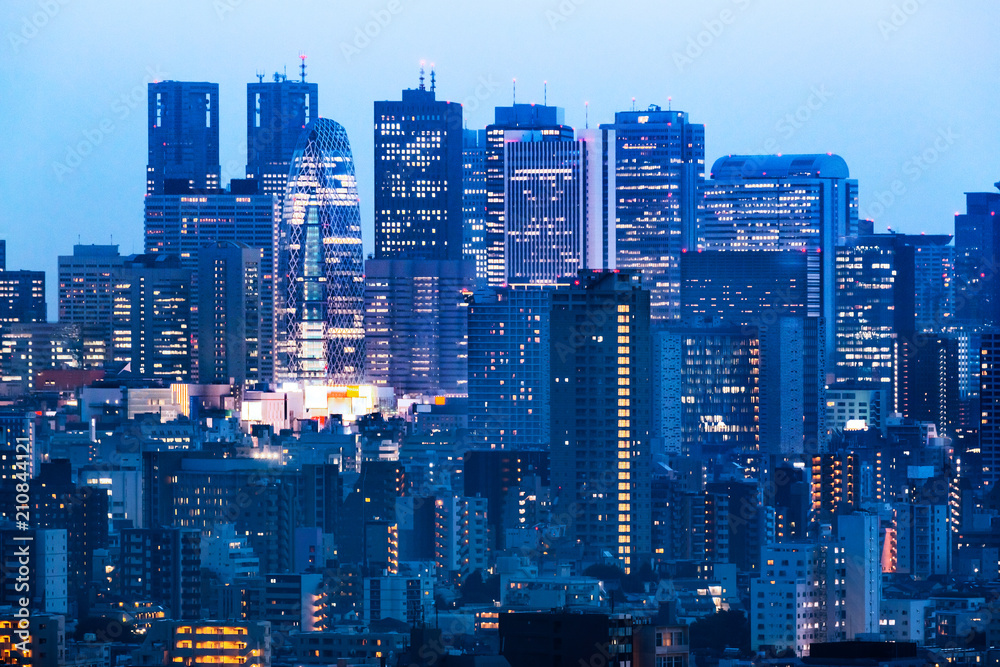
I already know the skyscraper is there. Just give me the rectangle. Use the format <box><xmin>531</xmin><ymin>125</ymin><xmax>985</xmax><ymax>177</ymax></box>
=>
<box><xmin>549</xmin><ymin>270</ymin><xmax>651</xmax><ymax>572</ymax></box>
<box><xmin>485</xmin><ymin>104</ymin><xmax>573</xmax><ymax>286</ymax></box>
<box><xmin>503</xmin><ymin>127</ymin><xmax>615</xmax><ymax>284</ymax></box>
<box><xmin>980</xmin><ymin>331</ymin><xmax>1000</xmax><ymax>488</ymax></box>
<box><xmin>364</xmin><ymin>258</ymin><xmax>473</xmax><ymax>397</ymax></box>
<box><xmin>954</xmin><ymin>187</ymin><xmax>1000</xmax><ymax>328</ymax></box>
<box><xmin>699</xmin><ymin>154</ymin><xmax>859</xmax><ymax>361</ymax></box>
<box><xmin>112</xmin><ymin>254</ymin><xmax>192</xmax><ymax>382</ymax></box>
<box><xmin>276</xmin><ymin>118</ymin><xmax>365</xmax><ymax>384</ymax></box>
<box><xmin>913</xmin><ymin>236</ymin><xmax>956</xmax><ymax>332</ymax></box>
<box><xmin>146</xmin><ymin>81</ymin><xmax>221</xmax><ymax>194</ymax></box>
<box><xmin>144</xmin><ymin>180</ymin><xmax>277</xmax><ymax>382</ymax></box>
<box><xmin>246</xmin><ymin>71</ymin><xmax>318</xmax><ymax>202</ymax></box>
<box><xmin>463</xmin><ymin>129</ymin><xmax>489</xmax><ymax>286</ymax></box>
<box><xmin>0</xmin><ymin>270</ymin><xmax>45</xmax><ymax>325</ymax></box>
<box><xmin>834</xmin><ymin>234</ymin><xmax>916</xmax><ymax>393</ymax></box>
<box><xmin>601</xmin><ymin>106</ymin><xmax>705</xmax><ymax>321</ymax></box>
<box><xmin>57</xmin><ymin>244</ymin><xmax>124</xmax><ymax>369</ymax></box>
<box><xmin>467</xmin><ymin>285</ymin><xmax>552</xmax><ymax>450</ymax></box>
<box><xmin>374</xmin><ymin>79</ymin><xmax>463</xmax><ymax>260</ymax></box>
<box><xmin>197</xmin><ymin>241</ymin><xmax>262</xmax><ymax>385</ymax></box>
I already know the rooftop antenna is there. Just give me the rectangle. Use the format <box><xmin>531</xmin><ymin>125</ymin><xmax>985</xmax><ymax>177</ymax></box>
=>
<box><xmin>299</xmin><ymin>54</ymin><xmax>307</xmax><ymax>82</ymax></box>
<box><xmin>255</xmin><ymin>70</ymin><xmax>264</xmax><ymax>84</ymax></box>
<box><xmin>419</xmin><ymin>61</ymin><xmax>426</xmax><ymax>91</ymax></box>
<box><xmin>668</xmin><ymin>96</ymin><xmax>672</xmax><ymax>111</ymax></box>
<box><xmin>430</xmin><ymin>64</ymin><xmax>436</xmax><ymax>93</ymax></box>
<box><xmin>585</xmin><ymin>101</ymin><xmax>589</xmax><ymax>129</ymax></box>
<box><xmin>544</xmin><ymin>80</ymin><xmax>547</xmax><ymax>106</ymax></box>
<box><xmin>282</xmin><ymin>65</ymin><xmax>287</xmax><ymax>82</ymax></box>
<box><xmin>512</xmin><ymin>78</ymin><xmax>516</xmax><ymax>104</ymax></box>
<box><xmin>631</xmin><ymin>97</ymin><xmax>637</xmax><ymax>111</ymax></box>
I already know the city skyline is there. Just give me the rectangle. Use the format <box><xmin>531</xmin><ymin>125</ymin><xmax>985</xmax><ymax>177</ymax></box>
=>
<box><xmin>2</xmin><ymin>0</ymin><xmax>998</xmax><ymax>315</ymax></box>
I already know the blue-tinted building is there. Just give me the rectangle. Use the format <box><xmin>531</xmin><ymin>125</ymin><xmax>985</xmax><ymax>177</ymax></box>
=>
<box><xmin>699</xmin><ymin>153</ymin><xmax>859</xmax><ymax>361</ymax></box>
<box><xmin>374</xmin><ymin>81</ymin><xmax>463</xmax><ymax>261</ymax></box>
<box><xmin>463</xmin><ymin>129</ymin><xmax>489</xmax><ymax>286</ymax></box>
<box><xmin>146</xmin><ymin>81</ymin><xmax>220</xmax><ymax>194</ymax></box>
<box><xmin>485</xmin><ymin>104</ymin><xmax>573</xmax><ymax>286</ymax></box>
<box><xmin>467</xmin><ymin>285</ymin><xmax>552</xmax><ymax>450</ymax></box>
<box><xmin>246</xmin><ymin>73</ymin><xmax>318</xmax><ymax>202</ymax></box>
<box><xmin>0</xmin><ymin>270</ymin><xmax>45</xmax><ymax>325</ymax></box>
<box><xmin>601</xmin><ymin>106</ymin><xmax>705</xmax><ymax>321</ymax></box>
<box><xmin>276</xmin><ymin>118</ymin><xmax>365</xmax><ymax>384</ymax></box>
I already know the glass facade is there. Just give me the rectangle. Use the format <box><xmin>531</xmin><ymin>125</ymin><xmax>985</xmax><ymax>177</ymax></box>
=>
<box><xmin>276</xmin><ymin>118</ymin><xmax>364</xmax><ymax>384</ymax></box>
<box><xmin>602</xmin><ymin>107</ymin><xmax>705</xmax><ymax>321</ymax></box>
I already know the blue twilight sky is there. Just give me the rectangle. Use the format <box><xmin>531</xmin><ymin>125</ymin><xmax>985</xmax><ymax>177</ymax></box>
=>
<box><xmin>2</xmin><ymin>0</ymin><xmax>998</xmax><ymax>315</ymax></box>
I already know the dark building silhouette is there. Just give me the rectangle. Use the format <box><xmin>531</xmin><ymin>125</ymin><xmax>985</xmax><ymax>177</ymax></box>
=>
<box><xmin>467</xmin><ymin>285</ymin><xmax>552</xmax><ymax>450</ymax></box>
<box><xmin>955</xmin><ymin>187</ymin><xmax>1000</xmax><ymax>327</ymax></box>
<box><xmin>120</xmin><ymin>527</ymin><xmax>202</xmax><ymax>620</ymax></box>
<box><xmin>463</xmin><ymin>449</ymin><xmax>549</xmax><ymax>550</ymax></box>
<box><xmin>364</xmin><ymin>258</ymin><xmax>473</xmax><ymax>397</ymax></box>
<box><xmin>549</xmin><ymin>271</ymin><xmax>652</xmax><ymax>571</ymax></box>
<box><xmin>0</xmin><ymin>269</ymin><xmax>45</xmax><ymax>325</ymax></box>
<box><xmin>111</xmin><ymin>254</ymin><xmax>192</xmax><ymax>381</ymax></box>
<box><xmin>197</xmin><ymin>241</ymin><xmax>262</xmax><ymax>385</ymax></box>
<box><xmin>31</xmin><ymin>460</ymin><xmax>108</xmax><ymax>617</ymax></box>
<box><xmin>246</xmin><ymin>71</ymin><xmax>318</xmax><ymax>202</ymax></box>
<box><xmin>146</xmin><ymin>81</ymin><xmax>220</xmax><ymax>194</ymax></box>
<box><xmin>374</xmin><ymin>79</ymin><xmax>463</xmax><ymax>260</ymax></box>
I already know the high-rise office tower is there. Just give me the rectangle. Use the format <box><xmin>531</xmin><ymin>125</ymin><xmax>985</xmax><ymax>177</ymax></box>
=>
<box><xmin>276</xmin><ymin>118</ymin><xmax>364</xmax><ymax>384</ymax></box>
<box><xmin>0</xmin><ymin>323</ymin><xmax>81</xmax><ymax>391</ymax></box>
<box><xmin>144</xmin><ymin>181</ymin><xmax>277</xmax><ymax>382</ymax></box>
<box><xmin>146</xmin><ymin>81</ymin><xmax>221</xmax><ymax>194</ymax></box>
<box><xmin>467</xmin><ymin>285</ymin><xmax>552</xmax><ymax>450</ymax></box>
<box><xmin>699</xmin><ymin>154</ymin><xmax>859</xmax><ymax>360</ymax></box>
<box><xmin>980</xmin><ymin>331</ymin><xmax>1000</xmax><ymax>488</ymax></box>
<box><xmin>374</xmin><ymin>79</ymin><xmax>463</xmax><ymax>260</ymax></box>
<box><xmin>57</xmin><ymin>245</ymin><xmax>124</xmax><ymax>369</ymax></box>
<box><xmin>601</xmin><ymin>107</ymin><xmax>705</xmax><ymax>321</ymax></box>
<box><xmin>549</xmin><ymin>271</ymin><xmax>651</xmax><ymax>572</ymax></box>
<box><xmin>834</xmin><ymin>234</ymin><xmax>916</xmax><ymax>395</ymax></box>
<box><xmin>364</xmin><ymin>259</ymin><xmax>473</xmax><ymax>397</ymax></box>
<box><xmin>954</xmin><ymin>187</ymin><xmax>1000</xmax><ymax>328</ymax></box>
<box><xmin>111</xmin><ymin>254</ymin><xmax>192</xmax><ymax>382</ymax></box>
<box><xmin>246</xmin><ymin>71</ymin><xmax>318</xmax><ymax>202</ymax></box>
<box><xmin>485</xmin><ymin>104</ymin><xmax>573</xmax><ymax>286</ymax></box>
<box><xmin>913</xmin><ymin>235</ymin><xmax>956</xmax><ymax>332</ymax></box>
<box><xmin>679</xmin><ymin>251</ymin><xmax>827</xmax><ymax>454</ymax></box>
<box><xmin>463</xmin><ymin>129</ymin><xmax>489</xmax><ymax>285</ymax></box>
<box><xmin>503</xmin><ymin>126</ymin><xmax>615</xmax><ymax>284</ymax></box>
<box><xmin>197</xmin><ymin>241</ymin><xmax>262</xmax><ymax>385</ymax></box>
<box><xmin>658</xmin><ymin>325</ymin><xmax>760</xmax><ymax>460</ymax></box>
<box><xmin>0</xmin><ymin>269</ymin><xmax>45</xmax><ymax>325</ymax></box>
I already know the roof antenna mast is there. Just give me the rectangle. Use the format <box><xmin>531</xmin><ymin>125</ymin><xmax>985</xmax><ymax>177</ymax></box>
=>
<box><xmin>512</xmin><ymin>78</ymin><xmax>516</xmax><ymax>104</ymax></box>
<box><xmin>544</xmin><ymin>80</ymin><xmax>547</xmax><ymax>106</ymax></box>
<box><xmin>419</xmin><ymin>61</ymin><xmax>426</xmax><ymax>90</ymax></box>
<box><xmin>430</xmin><ymin>63</ymin><xmax>436</xmax><ymax>93</ymax></box>
<box><xmin>299</xmin><ymin>53</ymin><xmax>307</xmax><ymax>82</ymax></box>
